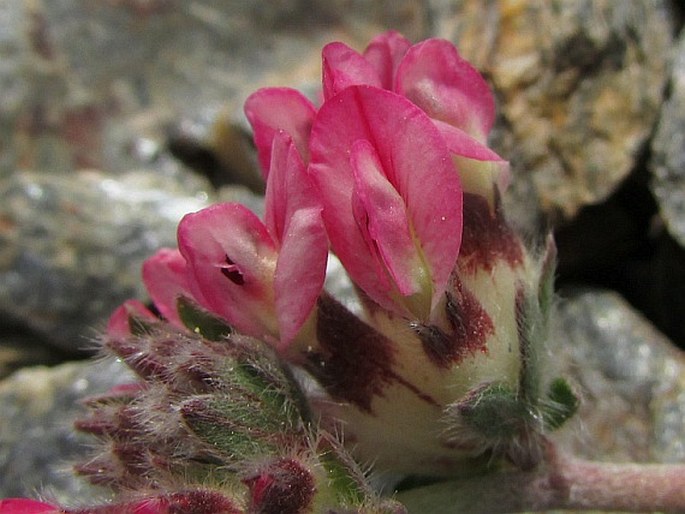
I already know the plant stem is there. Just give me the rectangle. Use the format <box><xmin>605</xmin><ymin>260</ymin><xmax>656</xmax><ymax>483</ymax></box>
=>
<box><xmin>395</xmin><ymin>442</ymin><xmax>685</xmax><ymax>513</ymax></box>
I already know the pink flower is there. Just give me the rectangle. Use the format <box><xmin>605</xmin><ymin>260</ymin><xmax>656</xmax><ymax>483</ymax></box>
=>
<box><xmin>321</xmin><ymin>31</ymin><xmax>508</xmax><ymax>190</ymax></box>
<box><xmin>308</xmin><ymin>85</ymin><xmax>462</xmax><ymax>319</ymax></box>
<box><xmin>178</xmin><ymin>131</ymin><xmax>327</xmax><ymax>350</ymax></box>
<box><xmin>141</xmin><ymin>247</ymin><xmax>197</xmax><ymax>328</ymax></box>
<box><xmin>0</xmin><ymin>499</ymin><xmax>59</xmax><ymax>514</ymax></box>
<box><xmin>106</xmin><ymin>248</ymin><xmax>199</xmax><ymax>338</ymax></box>
<box><xmin>106</xmin><ymin>299</ymin><xmax>157</xmax><ymax>338</ymax></box>
<box><xmin>244</xmin><ymin>87</ymin><xmax>317</xmax><ymax>175</ymax></box>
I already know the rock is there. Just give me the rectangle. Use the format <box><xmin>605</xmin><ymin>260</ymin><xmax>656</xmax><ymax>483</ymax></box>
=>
<box><xmin>430</xmin><ymin>0</ymin><xmax>674</xmax><ymax>222</ymax></box>
<box><xmin>0</xmin><ymin>323</ymin><xmax>67</xmax><ymax>381</ymax></box>
<box><xmin>0</xmin><ymin>358</ymin><xmax>134</xmax><ymax>503</ymax></box>
<box><xmin>650</xmin><ymin>26</ymin><xmax>685</xmax><ymax>249</ymax></box>
<box><xmin>1</xmin><ymin>0</ymin><xmax>427</xmax><ymax>182</ymax></box>
<box><xmin>550</xmin><ymin>289</ymin><xmax>685</xmax><ymax>463</ymax></box>
<box><xmin>0</xmin><ymin>169</ymin><xmax>210</xmax><ymax>353</ymax></box>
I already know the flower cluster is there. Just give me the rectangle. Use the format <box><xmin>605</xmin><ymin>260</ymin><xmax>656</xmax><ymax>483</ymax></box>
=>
<box><xmin>115</xmin><ymin>30</ymin><xmax>510</xmax><ymax>347</ymax></box>
<box><xmin>1</xmin><ymin>32</ymin><xmax>577</xmax><ymax>513</ymax></box>
<box><xmin>106</xmin><ymin>30</ymin><xmax>567</xmax><ymax>477</ymax></box>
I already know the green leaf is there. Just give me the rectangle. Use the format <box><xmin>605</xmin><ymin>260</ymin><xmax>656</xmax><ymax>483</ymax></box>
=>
<box><xmin>542</xmin><ymin>377</ymin><xmax>579</xmax><ymax>430</ymax></box>
<box><xmin>457</xmin><ymin>382</ymin><xmax>533</xmax><ymax>440</ymax></box>
<box><xmin>177</xmin><ymin>296</ymin><xmax>233</xmax><ymax>341</ymax></box>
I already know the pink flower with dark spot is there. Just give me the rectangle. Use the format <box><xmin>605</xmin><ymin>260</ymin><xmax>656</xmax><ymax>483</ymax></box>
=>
<box><xmin>178</xmin><ymin>131</ymin><xmax>327</xmax><ymax>350</ymax></box>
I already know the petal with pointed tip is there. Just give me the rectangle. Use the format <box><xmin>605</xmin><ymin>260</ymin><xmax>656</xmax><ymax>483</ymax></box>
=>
<box><xmin>244</xmin><ymin>87</ymin><xmax>316</xmax><ymax>174</ymax></box>
<box><xmin>274</xmin><ymin>206</ymin><xmax>328</xmax><ymax>348</ymax></box>
<box><xmin>432</xmin><ymin>119</ymin><xmax>504</xmax><ymax>162</ymax></box>
<box><xmin>265</xmin><ymin>131</ymin><xmax>328</xmax><ymax>348</ymax></box>
<box><xmin>178</xmin><ymin>203</ymin><xmax>278</xmax><ymax>340</ymax></box>
<box><xmin>322</xmin><ymin>42</ymin><xmax>382</xmax><ymax>101</ymax></box>
<box><xmin>396</xmin><ymin>38</ymin><xmax>495</xmax><ymax>142</ymax></box>
<box><xmin>264</xmin><ymin>131</ymin><xmax>321</xmax><ymax>242</ymax></box>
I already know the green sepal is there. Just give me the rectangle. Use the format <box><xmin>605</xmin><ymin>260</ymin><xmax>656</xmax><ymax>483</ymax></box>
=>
<box><xmin>542</xmin><ymin>377</ymin><xmax>579</xmax><ymax>431</ymax></box>
<box><xmin>181</xmin><ymin>345</ymin><xmax>307</xmax><ymax>461</ymax></box>
<box><xmin>177</xmin><ymin>296</ymin><xmax>233</xmax><ymax>341</ymax></box>
<box><xmin>181</xmin><ymin>394</ymin><xmax>280</xmax><ymax>461</ymax></box>
<box><xmin>457</xmin><ymin>382</ymin><xmax>533</xmax><ymax>440</ymax></box>
<box><xmin>318</xmin><ymin>445</ymin><xmax>365</xmax><ymax>505</ymax></box>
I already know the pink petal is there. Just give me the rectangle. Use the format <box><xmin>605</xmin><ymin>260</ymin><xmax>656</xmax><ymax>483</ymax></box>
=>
<box><xmin>321</xmin><ymin>42</ymin><xmax>382</xmax><ymax>101</ymax></box>
<box><xmin>350</xmin><ymin>139</ymin><xmax>420</xmax><ymax>297</ymax></box>
<box><xmin>106</xmin><ymin>299</ymin><xmax>157</xmax><ymax>339</ymax></box>
<box><xmin>264</xmin><ymin>131</ymin><xmax>320</xmax><ymax>243</ymax></box>
<box><xmin>433</xmin><ymin>119</ymin><xmax>505</xmax><ymax>161</ymax></box>
<box><xmin>0</xmin><ymin>499</ymin><xmax>59</xmax><ymax>514</ymax></box>
<box><xmin>177</xmin><ymin>203</ymin><xmax>279</xmax><ymax>341</ymax></box>
<box><xmin>244</xmin><ymin>87</ymin><xmax>317</xmax><ymax>175</ymax></box>
<box><xmin>273</xmin><ymin>206</ymin><xmax>328</xmax><ymax>349</ymax></box>
<box><xmin>264</xmin><ymin>131</ymin><xmax>328</xmax><ymax>348</ymax></box>
<box><xmin>309</xmin><ymin>86</ymin><xmax>462</xmax><ymax>316</ymax></box>
<box><xmin>396</xmin><ymin>38</ymin><xmax>495</xmax><ymax>142</ymax></box>
<box><xmin>362</xmin><ymin>30</ymin><xmax>412</xmax><ymax>90</ymax></box>
<box><xmin>141</xmin><ymin>248</ymin><xmax>193</xmax><ymax>327</ymax></box>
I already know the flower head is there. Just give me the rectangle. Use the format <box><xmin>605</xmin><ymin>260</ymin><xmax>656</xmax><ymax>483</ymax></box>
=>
<box><xmin>93</xmin><ymin>29</ymin><xmax>569</xmax><ymax>485</ymax></box>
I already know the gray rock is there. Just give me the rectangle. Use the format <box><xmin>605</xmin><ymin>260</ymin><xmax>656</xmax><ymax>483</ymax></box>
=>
<box><xmin>0</xmin><ymin>169</ymin><xmax>210</xmax><ymax>352</ymax></box>
<box><xmin>650</xmin><ymin>28</ymin><xmax>685</xmax><ymax>249</ymax></box>
<box><xmin>0</xmin><ymin>358</ymin><xmax>133</xmax><ymax>503</ymax></box>
<box><xmin>1</xmin><ymin>0</ymin><xmax>426</xmax><ymax>180</ymax></box>
<box><xmin>431</xmin><ymin>0</ymin><xmax>674</xmax><ymax>222</ymax></box>
<box><xmin>0</xmin><ymin>323</ymin><xmax>66</xmax><ymax>381</ymax></box>
<box><xmin>550</xmin><ymin>289</ymin><xmax>685</xmax><ymax>464</ymax></box>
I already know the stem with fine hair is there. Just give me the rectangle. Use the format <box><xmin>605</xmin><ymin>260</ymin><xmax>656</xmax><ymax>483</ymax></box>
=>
<box><xmin>395</xmin><ymin>442</ymin><xmax>685</xmax><ymax>514</ymax></box>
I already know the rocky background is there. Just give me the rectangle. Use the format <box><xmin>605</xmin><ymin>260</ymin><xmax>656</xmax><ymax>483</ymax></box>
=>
<box><xmin>1</xmin><ymin>0</ymin><xmax>684</xmax><ymax>507</ymax></box>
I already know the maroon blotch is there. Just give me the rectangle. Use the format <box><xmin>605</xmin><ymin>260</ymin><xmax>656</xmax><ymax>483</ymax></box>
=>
<box><xmin>442</xmin><ymin>276</ymin><xmax>494</xmax><ymax>362</ymax></box>
<box><xmin>410</xmin><ymin>322</ymin><xmax>460</xmax><ymax>369</ymax></box>
<box><xmin>459</xmin><ymin>192</ymin><xmax>524</xmax><ymax>273</ymax></box>
<box><xmin>308</xmin><ymin>293</ymin><xmax>397</xmax><ymax>413</ymax></box>
<box><xmin>309</xmin><ymin>293</ymin><xmax>438</xmax><ymax>412</ymax></box>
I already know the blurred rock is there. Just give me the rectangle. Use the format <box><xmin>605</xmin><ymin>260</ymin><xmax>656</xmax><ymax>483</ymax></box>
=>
<box><xmin>0</xmin><ymin>169</ymin><xmax>210</xmax><ymax>353</ymax></box>
<box><xmin>431</xmin><ymin>0</ymin><xmax>674</xmax><ymax>224</ymax></box>
<box><xmin>0</xmin><ymin>323</ymin><xmax>67</xmax><ymax>381</ymax></box>
<box><xmin>650</xmin><ymin>26</ymin><xmax>685</xmax><ymax>249</ymax></box>
<box><xmin>551</xmin><ymin>289</ymin><xmax>685</xmax><ymax>463</ymax></box>
<box><xmin>0</xmin><ymin>358</ymin><xmax>133</xmax><ymax>503</ymax></box>
<box><xmin>1</xmin><ymin>0</ymin><xmax>426</xmax><ymax>182</ymax></box>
